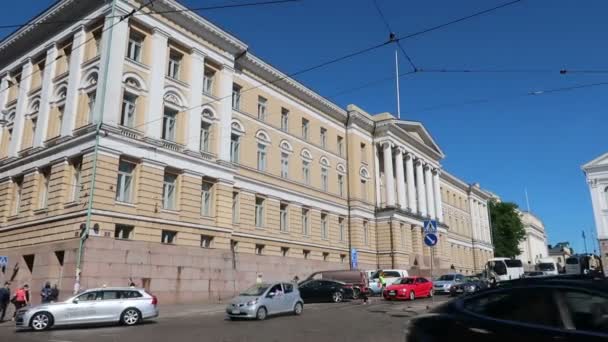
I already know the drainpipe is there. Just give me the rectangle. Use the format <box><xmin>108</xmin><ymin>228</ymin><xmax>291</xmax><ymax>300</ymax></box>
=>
<box><xmin>345</xmin><ymin>111</ymin><xmax>353</xmax><ymax>270</ymax></box>
<box><xmin>74</xmin><ymin>0</ymin><xmax>117</xmax><ymax>294</ymax></box>
<box><xmin>389</xmin><ymin>216</ymin><xmax>395</xmax><ymax>268</ymax></box>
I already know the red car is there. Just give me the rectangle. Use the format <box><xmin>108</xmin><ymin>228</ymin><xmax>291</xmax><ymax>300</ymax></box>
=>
<box><xmin>383</xmin><ymin>277</ymin><xmax>433</xmax><ymax>301</ymax></box>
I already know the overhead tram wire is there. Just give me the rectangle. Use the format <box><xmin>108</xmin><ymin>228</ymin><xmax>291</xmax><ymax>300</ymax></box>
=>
<box><xmin>372</xmin><ymin>0</ymin><xmax>417</xmax><ymax>71</ymax></box>
<box><xmin>0</xmin><ymin>0</ymin><xmax>300</xmax><ymax>95</ymax></box>
<box><xmin>0</xmin><ymin>0</ymin><xmax>301</xmax><ymax>31</ymax></box>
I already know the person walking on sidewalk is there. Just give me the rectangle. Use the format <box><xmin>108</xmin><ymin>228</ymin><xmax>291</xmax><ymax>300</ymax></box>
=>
<box><xmin>41</xmin><ymin>282</ymin><xmax>53</xmax><ymax>304</ymax></box>
<box><xmin>50</xmin><ymin>284</ymin><xmax>59</xmax><ymax>303</ymax></box>
<box><xmin>12</xmin><ymin>284</ymin><xmax>29</xmax><ymax>320</ymax></box>
<box><xmin>256</xmin><ymin>273</ymin><xmax>263</xmax><ymax>284</ymax></box>
<box><xmin>0</xmin><ymin>282</ymin><xmax>10</xmax><ymax>322</ymax></box>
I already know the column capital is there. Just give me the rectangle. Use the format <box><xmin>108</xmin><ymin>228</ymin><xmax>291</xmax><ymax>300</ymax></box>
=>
<box><xmin>414</xmin><ymin>158</ymin><xmax>424</xmax><ymax>166</ymax></box>
<box><xmin>394</xmin><ymin>146</ymin><xmax>407</xmax><ymax>155</ymax></box>
<box><xmin>381</xmin><ymin>141</ymin><xmax>393</xmax><ymax>150</ymax></box>
<box><xmin>191</xmin><ymin>47</ymin><xmax>207</xmax><ymax>59</ymax></box>
<box><xmin>404</xmin><ymin>152</ymin><xmax>415</xmax><ymax>160</ymax></box>
<box><xmin>21</xmin><ymin>57</ymin><xmax>33</xmax><ymax>66</ymax></box>
<box><xmin>152</xmin><ymin>27</ymin><xmax>170</xmax><ymax>38</ymax></box>
<box><xmin>432</xmin><ymin>168</ymin><xmax>441</xmax><ymax>176</ymax></box>
<box><xmin>221</xmin><ymin>64</ymin><xmax>235</xmax><ymax>73</ymax></box>
<box><xmin>71</xmin><ymin>24</ymin><xmax>86</xmax><ymax>35</ymax></box>
<box><xmin>423</xmin><ymin>163</ymin><xmax>432</xmax><ymax>171</ymax></box>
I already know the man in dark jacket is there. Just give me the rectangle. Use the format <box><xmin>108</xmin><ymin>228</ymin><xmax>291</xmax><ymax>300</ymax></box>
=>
<box><xmin>41</xmin><ymin>282</ymin><xmax>52</xmax><ymax>304</ymax></box>
<box><xmin>0</xmin><ymin>282</ymin><xmax>10</xmax><ymax>322</ymax></box>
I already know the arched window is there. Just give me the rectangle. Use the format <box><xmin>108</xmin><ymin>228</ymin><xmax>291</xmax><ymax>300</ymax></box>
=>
<box><xmin>230</xmin><ymin>120</ymin><xmax>244</xmax><ymax>164</ymax></box>
<box><xmin>320</xmin><ymin>157</ymin><xmax>329</xmax><ymax>192</ymax></box>
<box><xmin>279</xmin><ymin>140</ymin><xmax>293</xmax><ymax>153</ymax></box>
<box><xmin>255</xmin><ymin>130</ymin><xmax>271</xmax><ymax>144</ymax></box>
<box><xmin>301</xmin><ymin>149</ymin><xmax>312</xmax><ymax>185</ymax></box>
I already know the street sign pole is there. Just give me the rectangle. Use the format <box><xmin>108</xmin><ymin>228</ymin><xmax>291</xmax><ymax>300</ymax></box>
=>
<box><xmin>430</xmin><ymin>247</ymin><xmax>434</xmax><ymax>305</ymax></box>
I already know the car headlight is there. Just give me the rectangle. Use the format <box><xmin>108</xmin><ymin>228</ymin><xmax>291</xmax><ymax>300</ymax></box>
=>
<box><xmin>466</xmin><ymin>285</ymin><xmax>476</xmax><ymax>292</ymax></box>
<box><xmin>444</xmin><ymin>284</ymin><xmax>451</xmax><ymax>288</ymax></box>
<box><xmin>402</xmin><ymin>288</ymin><xmax>407</xmax><ymax>293</ymax></box>
<box><xmin>246</xmin><ymin>299</ymin><xmax>258</xmax><ymax>306</ymax></box>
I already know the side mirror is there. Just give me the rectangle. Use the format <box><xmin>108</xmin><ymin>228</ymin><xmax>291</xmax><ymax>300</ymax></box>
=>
<box><xmin>72</xmin><ymin>298</ymin><xmax>79</xmax><ymax>304</ymax></box>
<box><xmin>267</xmin><ymin>292</ymin><xmax>276</xmax><ymax>298</ymax></box>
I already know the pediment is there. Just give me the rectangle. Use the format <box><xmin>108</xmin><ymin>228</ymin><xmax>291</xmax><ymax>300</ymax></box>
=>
<box><xmin>395</xmin><ymin>120</ymin><xmax>444</xmax><ymax>158</ymax></box>
<box><xmin>583</xmin><ymin>152</ymin><xmax>608</xmax><ymax>170</ymax></box>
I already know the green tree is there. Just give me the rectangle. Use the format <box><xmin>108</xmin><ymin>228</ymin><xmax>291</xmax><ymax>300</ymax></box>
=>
<box><xmin>489</xmin><ymin>200</ymin><xmax>526</xmax><ymax>258</ymax></box>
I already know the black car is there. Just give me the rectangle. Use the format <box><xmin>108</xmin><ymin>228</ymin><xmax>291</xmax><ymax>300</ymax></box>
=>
<box><xmin>407</xmin><ymin>276</ymin><xmax>608</xmax><ymax>341</ymax></box>
<box><xmin>449</xmin><ymin>276</ymin><xmax>488</xmax><ymax>296</ymax></box>
<box><xmin>298</xmin><ymin>279</ymin><xmax>354</xmax><ymax>303</ymax></box>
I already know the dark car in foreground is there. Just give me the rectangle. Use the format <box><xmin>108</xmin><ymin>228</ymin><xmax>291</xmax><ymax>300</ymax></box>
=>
<box><xmin>298</xmin><ymin>279</ymin><xmax>354</xmax><ymax>303</ymax></box>
<box><xmin>449</xmin><ymin>276</ymin><xmax>488</xmax><ymax>296</ymax></box>
<box><xmin>407</xmin><ymin>276</ymin><xmax>608</xmax><ymax>342</ymax></box>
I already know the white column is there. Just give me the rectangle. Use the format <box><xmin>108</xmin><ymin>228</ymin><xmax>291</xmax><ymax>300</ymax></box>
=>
<box><xmin>405</xmin><ymin>152</ymin><xmax>416</xmax><ymax>213</ymax></box>
<box><xmin>33</xmin><ymin>44</ymin><xmax>58</xmax><ymax>147</ymax></box>
<box><xmin>374</xmin><ymin>146</ymin><xmax>382</xmax><ymax>206</ymax></box>
<box><xmin>97</xmin><ymin>14</ymin><xmax>129</xmax><ymax>126</ymax></box>
<box><xmin>186</xmin><ymin>49</ymin><xmax>205</xmax><ymax>152</ymax></box>
<box><xmin>217</xmin><ymin>64</ymin><xmax>235</xmax><ymax>162</ymax></box>
<box><xmin>395</xmin><ymin>147</ymin><xmax>406</xmax><ymax>209</ymax></box>
<box><xmin>433</xmin><ymin>169</ymin><xmax>443</xmax><ymax>222</ymax></box>
<box><xmin>8</xmin><ymin>59</ymin><xmax>33</xmax><ymax>157</ymax></box>
<box><xmin>145</xmin><ymin>28</ymin><xmax>169</xmax><ymax>139</ymax></box>
<box><xmin>382</xmin><ymin>142</ymin><xmax>395</xmax><ymax>207</ymax></box>
<box><xmin>60</xmin><ymin>26</ymin><xmax>86</xmax><ymax>136</ymax></box>
<box><xmin>424</xmin><ymin>164</ymin><xmax>435</xmax><ymax>219</ymax></box>
<box><xmin>0</xmin><ymin>73</ymin><xmax>8</xmax><ymax>110</ymax></box>
<box><xmin>415</xmin><ymin>159</ymin><xmax>427</xmax><ymax>216</ymax></box>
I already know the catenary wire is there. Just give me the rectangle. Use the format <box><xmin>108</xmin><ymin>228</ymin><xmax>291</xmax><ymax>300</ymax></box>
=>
<box><xmin>371</xmin><ymin>0</ymin><xmax>417</xmax><ymax>71</ymax></box>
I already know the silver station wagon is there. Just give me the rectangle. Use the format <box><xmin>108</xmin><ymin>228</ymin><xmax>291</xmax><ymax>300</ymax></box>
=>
<box><xmin>226</xmin><ymin>282</ymin><xmax>303</xmax><ymax>320</ymax></box>
<box><xmin>16</xmin><ymin>287</ymin><xmax>159</xmax><ymax>331</ymax></box>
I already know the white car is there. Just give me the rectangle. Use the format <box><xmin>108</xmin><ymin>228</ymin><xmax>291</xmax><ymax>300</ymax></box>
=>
<box><xmin>368</xmin><ymin>269</ymin><xmax>409</xmax><ymax>295</ymax></box>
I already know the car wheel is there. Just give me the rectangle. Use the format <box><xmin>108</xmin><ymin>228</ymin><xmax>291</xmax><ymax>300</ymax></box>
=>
<box><xmin>409</xmin><ymin>291</ymin><xmax>415</xmax><ymax>301</ymax></box>
<box><xmin>332</xmin><ymin>291</ymin><xmax>344</xmax><ymax>303</ymax></box>
<box><xmin>293</xmin><ymin>302</ymin><xmax>303</xmax><ymax>315</ymax></box>
<box><xmin>30</xmin><ymin>312</ymin><xmax>53</xmax><ymax>331</ymax></box>
<box><xmin>256</xmin><ymin>307</ymin><xmax>267</xmax><ymax>321</ymax></box>
<box><xmin>121</xmin><ymin>308</ymin><xmax>141</xmax><ymax>326</ymax></box>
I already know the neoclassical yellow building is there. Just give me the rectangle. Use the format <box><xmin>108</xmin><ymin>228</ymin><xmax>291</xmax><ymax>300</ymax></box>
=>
<box><xmin>0</xmin><ymin>0</ymin><xmax>493</xmax><ymax>303</ymax></box>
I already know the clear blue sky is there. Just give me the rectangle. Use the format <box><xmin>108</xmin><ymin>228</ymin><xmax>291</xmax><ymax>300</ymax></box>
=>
<box><xmin>2</xmin><ymin>0</ymin><xmax>606</xmax><ymax>254</ymax></box>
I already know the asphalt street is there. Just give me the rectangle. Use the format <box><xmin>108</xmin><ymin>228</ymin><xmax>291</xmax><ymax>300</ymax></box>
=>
<box><xmin>0</xmin><ymin>296</ymin><xmax>449</xmax><ymax>342</ymax></box>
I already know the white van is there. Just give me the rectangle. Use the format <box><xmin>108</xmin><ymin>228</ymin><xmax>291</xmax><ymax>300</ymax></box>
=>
<box><xmin>368</xmin><ymin>269</ymin><xmax>409</xmax><ymax>294</ymax></box>
<box><xmin>485</xmin><ymin>258</ymin><xmax>524</xmax><ymax>282</ymax></box>
<box><xmin>536</xmin><ymin>257</ymin><xmax>559</xmax><ymax>276</ymax></box>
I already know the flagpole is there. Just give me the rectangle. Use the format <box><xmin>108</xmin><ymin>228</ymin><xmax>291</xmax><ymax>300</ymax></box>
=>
<box><xmin>583</xmin><ymin>230</ymin><xmax>588</xmax><ymax>254</ymax></box>
<box><xmin>395</xmin><ymin>49</ymin><xmax>401</xmax><ymax>119</ymax></box>
<box><xmin>525</xmin><ymin>187</ymin><xmax>531</xmax><ymax>212</ymax></box>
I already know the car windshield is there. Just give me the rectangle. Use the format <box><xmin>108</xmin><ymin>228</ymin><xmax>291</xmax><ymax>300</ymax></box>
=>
<box><xmin>566</xmin><ymin>257</ymin><xmax>579</xmax><ymax>265</ymax></box>
<box><xmin>438</xmin><ymin>275</ymin><xmax>455</xmax><ymax>281</ymax></box>
<box><xmin>504</xmin><ymin>259</ymin><xmax>523</xmax><ymax>268</ymax></box>
<box><xmin>394</xmin><ymin>278</ymin><xmax>415</xmax><ymax>285</ymax></box>
<box><xmin>464</xmin><ymin>277</ymin><xmax>479</xmax><ymax>282</ymax></box>
<box><xmin>239</xmin><ymin>285</ymin><xmax>269</xmax><ymax>296</ymax></box>
<box><xmin>371</xmin><ymin>271</ymin><xmax>381</xmax><ymax>279</ymax></box>
<box><xmin>538</xmin><ymin>263</ymin><xmax>555</xmax><ymax>271</ymax></box>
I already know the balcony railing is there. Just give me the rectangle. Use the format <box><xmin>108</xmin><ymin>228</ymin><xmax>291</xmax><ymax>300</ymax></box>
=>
<box><xmin>118</xmin><ymin>125</ymin><xmax>144</xmax><ymax>140</ymax></box>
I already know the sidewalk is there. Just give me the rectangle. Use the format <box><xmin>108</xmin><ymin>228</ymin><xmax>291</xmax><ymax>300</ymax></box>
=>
<box><xmin>158</xmin><ymin>302</ymin><xmax>226</xmax><ymax>319</ymax></box>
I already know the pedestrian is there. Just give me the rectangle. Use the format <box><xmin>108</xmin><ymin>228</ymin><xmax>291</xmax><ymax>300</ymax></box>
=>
<box><xmin>0</xmin><ymin>282</ymin><xmax>10</xmax><ymax>322</ymax></box>
<box><xmin>379</xmin><ymin>272</ymin><xmax>386</xmax><ymax>290</ymax></box>
<box><xmin>41</xmin><ymin>281</ymin><xmax>52</xmax><ymax>304</ymax></box>
<box><xmin>12</xmin><ymin>284</ymin><xmax>29</xmax><ymax>320</ymax></box>
<box><xmin>292</xmin><ymin>275</ymin><xmax>300</xmax><ymax>284</ymax></box>
<box><xmin>360</xmin><ymin>287</ymin><xmax>369</xmax><ymax>305</ymax></box>
<box><xmin>255</xmin><ymin>273</ymin><xmax>263</xmax><ymax>284</ymax></box>
<box><xmin>50</xmin><ymin>284</ymin><xmax>59</xmax><ymax>303</ymax></box>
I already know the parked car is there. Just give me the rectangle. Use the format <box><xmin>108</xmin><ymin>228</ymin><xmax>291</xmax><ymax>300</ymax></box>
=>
<box><xmin>406</xmin><ymin>275</ymin><xmax>608</xmax><ymax>341</ymax></box>
<box><xmin>449</xmin><ymin>276</ymin><xmax>488</xmax><ymax>296</ymax></box>
<box><xmin>15</xmin><ymin>287</ymin><xmax>158</xmax><ymax>331</ymax></box>
<box><xmin>383</xmin><ymin>277</ymin><xmax>433</xmax><ymax>301</ymax></box>
<box><xmin>433</xmin><ymin>273</ymin><xmax>465</xmax><ymax>294</ymax></box>
<box><xmin>523</xmin><ymin>271</ymin><xmax>546</xmax><ymax>278</ymax></box>
<box><xmin>299</xmin><ymin>279</ymin><xmax>354</xmax><ymax>303</ymax></box>
<box><xmin>305</xmin><ymin>270</ymin><xmax>369</xmax><ymax>298</ymax></box>
<box><xmin>226</xmin><ymin>282</ymin><xmax>303</xmax><ymax>321</ymax></box>
<box><xmin>369</xmin><ymin>269</ymin><xmax>409</xmax><ymax>295</ymax></box>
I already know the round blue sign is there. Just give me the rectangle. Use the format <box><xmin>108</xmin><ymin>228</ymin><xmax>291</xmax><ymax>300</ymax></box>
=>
<box><xmin>424</xmin><ymin>233</ymin><xmax>438</xmax><ymax>247</ymax></box>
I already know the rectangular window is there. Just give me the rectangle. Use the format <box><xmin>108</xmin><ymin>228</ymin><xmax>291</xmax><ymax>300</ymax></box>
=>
<box><xmin>87</xmin><ymin>92</ymin><xmax>96</xmax><ymax>124</ymax></box>
<box><xmin>232</xmin><ymin>191</ymin><xmax>239</xmax><ymax>224</ymax></box>
<box><xmin>361</xmin><ymin>179</ymin><xmax>367</xmax><ymax>201</ymax></box>
<box><xmin>93</xmin><ymin>30</ymin><xmax>102</xmax><ymax>56</ymax></box>
<box><xmin>255</xmin><ymin>197</ymin><xmax>264</xmax><ymax>228</ymax></box>
<box><xmin>302</xmin><ymin>160</ymin><xmax>310</xmax><ymax>184</ymax></box>
<box><xmin>163</xmin><ymin>172</ymin><xmax>178</xmax><ymax>210</ymax></box>
<box><xmin>323</xmin><ymin>252</ymin><xmax>329</xmax><ymax>261</ymax></box>
<box><xmin>30</xmin><ymin>117</ymin><xmax>37</xmax><ymax>146</ymax></box>
<box><xmin>127</xmin><ymin>33</ymin><xmax>143</xmax><ymax>62</ymax></box>
<box><xmin>200</xmin><ymin>235</ymin><xmax>213</xmax><ymax>248</ymax></box>
<box><xmin>255</xmin><ymin>244</ymin><xmax>264</xmax><ymax>255</ymax></box>
<box><xmin>201</xmin><ymin>181</ymin><xmax>213</xmax><ymax>216</ymax></box>
<box><xmin>363</xmin><ymin>220</ymin><xmax>369</xmax><ymax>246</ymax></box>
<box><xmin>12</xmin><ymin>177</ymin><xmax>23</xmax><ymax>215</ymax></box>
<box><xmin>401</xmin><ymin>223</ymin><xmax>406</xmax><ymax>247</ymax></box>
<box><xmin>281</xmin><ymin>152</ymin><xmax>289</xmax><ymax>178</ymax></box>
<box><xmin>338</xmin><ymin>217</ymin><xmax>345</xmax><ymax>242</ymax></box>
<box><xmin>116</xmin><ymin>160</ymin><xmax>135</xmax><ymax>203</ymax></box>
<box><xmin>338</xmin><ymin>174</ymin><xmax>344</xmax><ymax>197</ymax></box>
<box><xmin>200</xmin><ymin>121</ymin><xmax>210</xmax><ymax>152</ymax></box>
<box><xmin>281</xmin><ymin>108</ymin><xmax>289</xmax><ymax>132</ymax></box>
<box><xmin>360</xmin><ymin>143</ymin><xmax>366</xmax><ymax>162</ymax></box>
<box><xmin>71</xmin><ymin>158</ymin><xmax>82</xmax><ymax>202</ymax></box>
<box><xmin>230</xmin><ymin>134</ymin><xmax>240</xmax><ymax>163</ymax></box>
<box><xmin>303</xmin><ymin>250</ymin><xmax>310</xmax><ymax>259</ymax></box>
<box><xmin>120</xmin><ymin>93</ymin><xmax>136</xmax><ymax>128</ymax></box>
<box><xmin>281</xmin><ymin>247</ymin><xmax>289</xmax><ymax>257</ymax></box>
<box><xmin>340</xmin><ymin>254</ymin><xmax>346</xmax><ymax>263</ymax></box>
<box><xmin>257</xmin><ymin>96</ymin><xmax>267</xmax><ymax>121</ymax></box>
<box><xmin>301</xmin><ymin>118</ymin><xmax>309</xmax><ymax>140</ymax></box>
<box><xmin>38</xmin><ymin>168</ymin><xmax>51</xmax><ymax>209</ymax></box>
<box><xmin>232</xmin><ymin>84</ymin><xmax>241</xmax><ymax>110</ymax></box>
<box><xmin>161</xmin><ymin>230</ymin><xmax>177</xmax><ymax>244</ymax></box>
<box><xmin>202</xmin><ymin>68</ymin><xmax>215</xmax><ymax>95</ymax></box>
<box><xmin>320</xmin><ymin>127</ymin><xmax>327</xmax><ymax>148</ymax></box>
<box><xmin>302</xmin><ymin>208</ymin><xmax>309</xmax><ymax>235</ymax></box>
<box><xmin>280</xmin><ymin>203</ymin><xmax>288</xmax><ymax>232</ymax></box>
<box><xmin>257</xmin><ymin>143</ymin><xmax>266</xmax><ymax>171</ymax></box>
<box><xmin>167</xmin><ymin>50</ymin><xmax>182</xmax><ymax>79</ymax></box>
<box><xmin>321</xmin><ymin>167</ymin><xmax>328</xmax><ymax>192</ymax></box>
<box><xmin>337</xmin><ymin>136</ymin><xmax>344</xmax><ymax>157</ymax></box>
<box><xmin>114</xmin><ymin>224</ymin><xmax>134</xmax><ymax>240</ymax></box>
<box><xmin>321</xmin><ymin>213</ymin><xmax>328</xmax><ymax>239</ymax></box>
<box><xmin>162</xmin><ymin>107</ymin><xmax>177</xmax><ymax>141</ymax></box>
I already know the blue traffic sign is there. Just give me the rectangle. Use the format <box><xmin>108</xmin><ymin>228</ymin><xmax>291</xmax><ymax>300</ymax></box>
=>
<box><xmin>0</xmin><ymin>256</ymin><xmax>7</xmax><ymax>267</ymax></box>
<box><xmin>423</xmin><ymin>220</ymin><xmax>437</xmax><ymax>234</ymax></box>
<box><xmin>424</xmin><ymin>233</ymin><xmax>438</xmax><ymax>247</ymax></box>
<box><xmin>351</xmin><ymin>248</ymin><xmax>358</xmax><ymax>269</ymax></box>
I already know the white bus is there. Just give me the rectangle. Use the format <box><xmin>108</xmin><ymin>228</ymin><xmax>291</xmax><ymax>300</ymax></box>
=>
<box><xmin>485</xmin><ymin>257</ymin><xmax>524</xmax><ymax>282</ymax></box>
<box><xmin>536</xmin><ymin>257</ymin><xmax>559</xmax><ymax>276</ymax></box>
